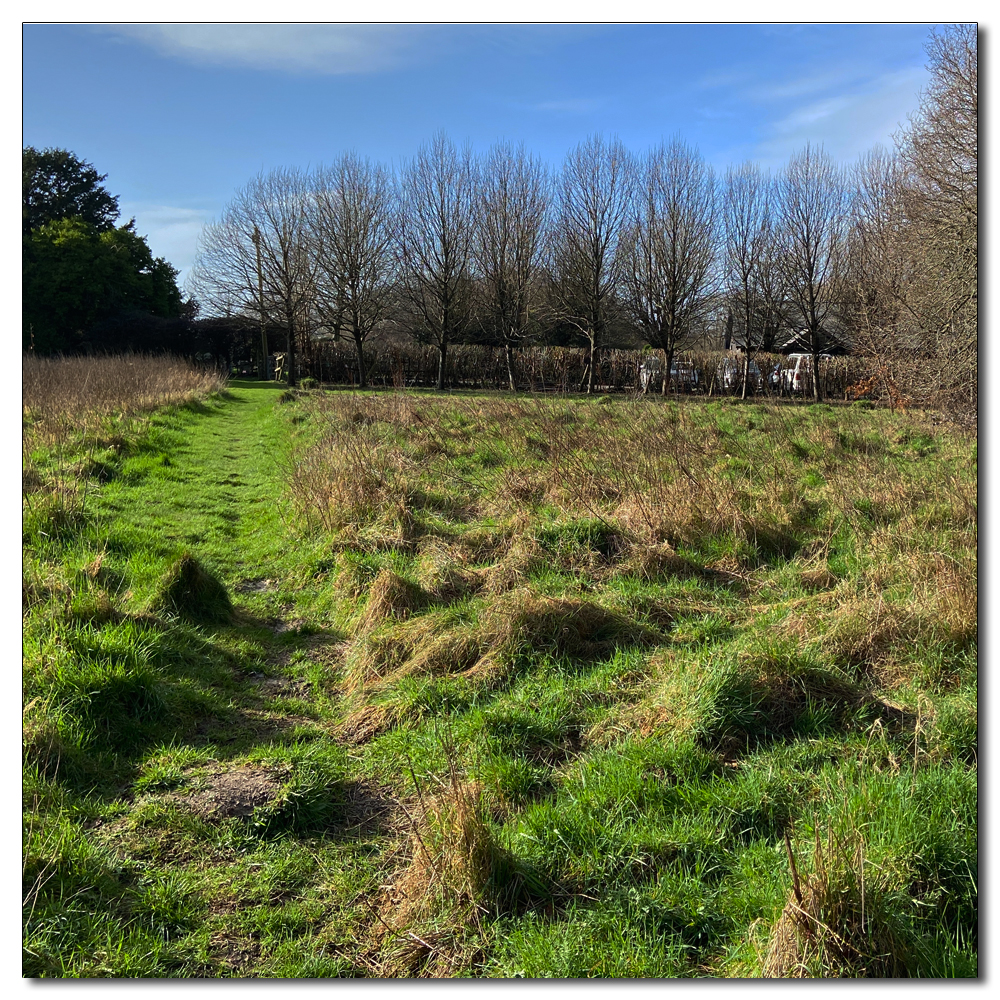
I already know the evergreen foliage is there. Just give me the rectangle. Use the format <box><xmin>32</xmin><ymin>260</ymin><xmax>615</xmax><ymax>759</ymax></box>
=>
<box><xmin>22</xmin><ymin>147</ymin><xmax>184</xmax><ymax>354</ymax></box>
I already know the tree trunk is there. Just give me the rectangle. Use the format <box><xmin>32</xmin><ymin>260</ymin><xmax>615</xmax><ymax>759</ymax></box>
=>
<box><xmin>505</xmin><ymin>341</ymin><xmax>516</xmax><ymax>392</ymax></box>
<box><xmin>812</xmin><ymin>344</ymin><xmax>823</xmax><ymax>402</ymax></box>
<box><xmin>437</xmin><ymin>339</ymin><xmax>447</xmax><ymax>391</ymax></box>
<box><xmin>586</xmin><ymin>336</ymin><xmax>596</xmax><ymax>394</ymax></box>
<box><xmin>661</xmin><ymin>346</ymin><xmax>673</xmax><ymax>396</ymax></box>
<box><xmin>353</xmin><ymin>328</ymin><xmax>367</xmax><ymax>389</ymax></box>
<box><xmin>285</xmin><ymin>308</ymin><xmax>297</xmax><ymax>387</ymax></box>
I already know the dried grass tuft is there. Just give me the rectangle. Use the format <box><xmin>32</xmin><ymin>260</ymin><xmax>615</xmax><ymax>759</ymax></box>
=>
<box><xmin>479</xmin><ymin>535</ymin><xmax>545</xmax><ymax>595</ymax></box>
<box><xmin>762</xmin><ymin>827</ymin><xmax>911</xmax><ymax>978</ymax></box>
<box><xmin>358</xmin><ymin>570</ymin><xmax>429</xmax><ymax>634</ymax></box>
<box><xmin>346</xmin><ymin>590</ymin><xmax>654</xmax><ymax>693</ymax></box>
<box><xmin>337</xmin><ymin>702</ymin><xmax>408</xmax><ymax>744</ymax></box>
<box><xmin>370</xmin><ymin>744</ymin><xmax>521</xmax><ymax>977</ymax></box>
<box><xmin>620</xmin><ymin>541</ymin><xmax>699</xmax><ymax>581</ymax></box>
<box><xmin>800</xmin><ymin>566</ymin><xmax>839</xmax><ymax>591</ymax></box>
<box><xmin>413</xmin><ymin>539</ymin><xmax>478</xmax><ymax>601</ymax></box>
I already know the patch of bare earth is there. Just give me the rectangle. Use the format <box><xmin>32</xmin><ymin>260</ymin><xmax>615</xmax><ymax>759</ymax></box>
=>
<box><xmin>210</xmin><ymin>931</ymin><xmax>263</xmax><ymax>976</ymax></box>
<box><xmin>169</xmin><ymin>767</ymin><xmax>285</xmax><ymax>819</ymax></box>
<box><xmin>234</xmin><ymin>577</ymin><xmax>278</xmax><ymax>594</ymax></box>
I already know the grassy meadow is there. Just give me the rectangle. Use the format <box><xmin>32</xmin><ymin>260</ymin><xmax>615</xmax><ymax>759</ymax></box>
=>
<box><xmin>22</xmin><ymin>355</ymin><xmax>977</xmax><ymax>978</ymax></box>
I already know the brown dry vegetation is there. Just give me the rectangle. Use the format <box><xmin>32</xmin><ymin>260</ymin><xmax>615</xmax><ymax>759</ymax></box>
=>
<box><xmin>762</xmin><ymin>825</ymin><xmax>912</xmax><ymax>978</ymax></box>
<box><xmin>22</xmin><ymin>353</ymin><xmax>226</xmax><ymax>528</ymax></box>
<box><xmin>288</xmin><ymin>389</ymin><xmax>975</xmax><ymax>573</ymax></box>
<box><xmin>23</xmin><ymin>353</ymin><xmax>225</xmax><ymax>443</ymax></box>
<box><xmin>280</xmin><ymin>387</ymin><xmax>975</xmax><ymax>977</ymax></box>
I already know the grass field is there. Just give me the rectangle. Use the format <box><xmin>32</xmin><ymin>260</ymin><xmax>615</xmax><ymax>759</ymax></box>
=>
<box><xmin>22</xmin><ymin>359</ymin><xmax>977</xmax><ymax>978</ymax></box>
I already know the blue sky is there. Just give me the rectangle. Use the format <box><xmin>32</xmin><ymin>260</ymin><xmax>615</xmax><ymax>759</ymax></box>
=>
<box><xmin>23</xmin><ymin>19</ymin><xmax>946</xmax><ymax>292</ymax></box>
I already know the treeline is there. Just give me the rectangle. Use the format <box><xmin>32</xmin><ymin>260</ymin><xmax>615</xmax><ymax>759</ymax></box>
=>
<box><xmin>191</xmin><ymin>25</ymin><xmax>975</xmax><ymax>415</ymax></box>
<box><xmin>25</xmin><ymin>26</ymin><xmax>974</xmax><ymax>417</ymax></box>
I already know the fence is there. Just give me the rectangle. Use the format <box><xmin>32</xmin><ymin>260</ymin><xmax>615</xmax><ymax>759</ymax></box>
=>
<box><xmin>281</xmin><ymin>342</ymin><xmax>873</xmax><ymax>399</ymax></box>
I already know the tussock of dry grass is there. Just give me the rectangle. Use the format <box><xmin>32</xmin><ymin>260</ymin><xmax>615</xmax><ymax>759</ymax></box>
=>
<box><xmin>800</xmin><ymin>566</ymin><xmax>839</xmax><ymax>591</ymax></box>
<box><xmin>367</xmin><ymin>751</ymin><xmax>515</xmax><ymax>978</ymax></box>
<box><xmin>763</xmin><ymin>829</ymin><xmax>910</xmax><ymax>978</ymax></box>
<box><xmin>291</xmin><ymin>434</ymin><xmax>412</xmax><ymax>536</ymax></box>
<box><xmin>390</xmin><ymin>782</ymin><xmax>494</xmax><ymax>926</ymax></box>
<box><xmin>358</xmin><ymin>570</ymin><xmax>429</xmax><ymax>633</ymax></box>
<box><xmin>478</xmin><ymin>535</ymin><xmax>546</xmax><ymax>595</ymax></box>
<box><xmin>337</xmin><ymin>702</ymin><xmax>409</xmax><ymax>744</ymax></box>
<box><xmin>779</xmin><ymin>573</ymin><xmax>976</xmax><ymax>685</ymax></box>
<box><xmin>346</xmin><ymin>589</ymin><xmax>657</xmax><ymax>694</ymax></box>
<box><xmin>485</xmin><ymin>467</ymin><xmax>548</xmax><ymax>513</ymax></box>
<box><xmin>618</xmin><ymin>541</ymin><xmax>701</xmax><ymax>581</ymax></box>
<box><xmin>413</xmin><ymin>539</ymin><xmax>478</xmax><ymax>601</ymax></box>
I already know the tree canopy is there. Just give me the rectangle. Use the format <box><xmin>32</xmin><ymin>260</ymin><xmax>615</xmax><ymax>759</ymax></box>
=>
<box><xmin>23</xmin><ymin>147</ymin><xmax>121</xmax><ymax>235</ymax></box>
<box><xmin>23</xmin><ymin>147</ymin><xmax>184</xmax><ymax>354</ymax></box>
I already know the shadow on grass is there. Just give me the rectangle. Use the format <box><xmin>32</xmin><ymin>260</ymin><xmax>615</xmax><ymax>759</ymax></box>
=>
<box><xmin>25</xmin><ymin>604</ymin><xmax>347</xmax><ymax>800</ymax></box>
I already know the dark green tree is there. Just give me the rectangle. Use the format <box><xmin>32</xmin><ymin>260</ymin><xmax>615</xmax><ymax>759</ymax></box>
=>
<box><xmin>23</xmin><ymin>146</ymin><xmax>120</xmax><ymax>235</ymax></box>
<box><xmin>23</xmin><ymin>148</ymin><xmax>183</xmax><ymax>353</ymax></box>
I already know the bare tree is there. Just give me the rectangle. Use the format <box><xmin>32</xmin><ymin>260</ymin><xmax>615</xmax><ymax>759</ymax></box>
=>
<box><xmin>753</xmin><ymin>222</ymin><xmax>791</xmax><ymax>356</ymax></box>
<box><xmin>191</xmin><ymin>167</ymin><xmax>316</xmax><ymax>386</ymax></box>
<box><xmin>894</xmin><ymin>23</ymin><xmax>977</xmax><ymax>416</ymax></box>
<box><xmin>623</xmin><ymin>138</ymin><xmax>719</xmax><ymax>394</ymax></box>
<box><xmin>471</xmin><ymin>141</ymin><xmax>550</xmax><ymax>391</ymax></box>
<box><xmin>313</xmin><ymin>154</ymin><xmax>397</xmax><ymax>388</ymax></box>
<box><xmin>775</xmin><ymin>144</ymin><xmax>850</xmax><ymax>401</ymax></box>
<box><xmin>845</xmin><ymin>146</ymin><xmax>909</xmax><ymax>356</ymax></box>
<box><xmin>900</xmin><ymin>24</ymin><xmax>977</xmax><ymax>230</ymax></box>
<box><xmin>723</xmin><ymin>161</ymin><xmax>783</xmax><ymax>395</ymax></box>
<box><xmin>548</xmin><ymin>135</ymin><xmax>634</xmax><ymax>394</ymax></box>
<box><xmin>397</xmin><ymin>133</ymin><xmax>475</xmax><ymax>390</ymax></box>
<box><xmin>841</xmin><ymin>26</ymin><xmax>977</xmax><ymax>419</ymax></box>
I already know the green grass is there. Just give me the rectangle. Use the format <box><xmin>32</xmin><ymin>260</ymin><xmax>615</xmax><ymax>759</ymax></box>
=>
<box><xmin>23</xmin><ymin>378</ymin><xmax>977</xmax><ymax>978</ymax></box>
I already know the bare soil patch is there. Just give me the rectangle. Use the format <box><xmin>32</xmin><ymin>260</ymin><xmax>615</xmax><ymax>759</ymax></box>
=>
<box><xmin>234</xmin><ymin>577</ymin><xmax>278</xmax><ymax>594</ymax></box>
<box><xmin>169</xmin><ymin>767</ymin><xmax>285</xmax><ymax>819</ymax></box>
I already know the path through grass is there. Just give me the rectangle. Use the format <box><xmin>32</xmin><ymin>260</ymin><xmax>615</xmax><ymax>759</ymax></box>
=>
<box><xmin>24</xmin><ymin>382</ymin><xmax>368</xmax><ymax>977</ymax></box>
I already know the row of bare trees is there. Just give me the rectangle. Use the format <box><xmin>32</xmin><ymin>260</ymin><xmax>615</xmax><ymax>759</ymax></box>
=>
<box><xmin>190</xmin><ymin>135</ymin><xmax>833</xmax><ymax>396</ymax></box>
<box><xmin>190</xmin><ymin>26</ymin><xmax>975</xmax><ymax>411</ymax></box>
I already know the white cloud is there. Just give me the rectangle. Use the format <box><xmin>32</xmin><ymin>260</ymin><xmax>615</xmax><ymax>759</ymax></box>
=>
<box><xmin>770</xmin><ymin>96</ymin><xmax>855</xmax><ymax>133</ymax></box>
<box><xmin>751</xmin><ymin>65</ymin><xmax>929</xmax><ymax>167</ymax></box>
<box><xmin>96</xmin><ymin>23</ymin><xmax>428</xmax><ymax>76</ymax></box>
<box><xmin>747</xmin><ymin>67</ymin><xmax>872</xmax><ymax>103</ymax></box>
